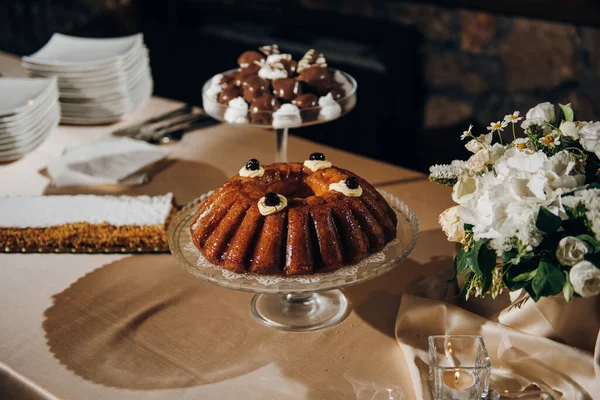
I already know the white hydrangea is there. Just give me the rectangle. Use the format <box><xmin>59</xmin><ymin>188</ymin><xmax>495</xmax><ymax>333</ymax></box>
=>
<box><xmin>453</xmin><ymin>149</ymin><xmax>585</xmax><ymax>254</ymax></box>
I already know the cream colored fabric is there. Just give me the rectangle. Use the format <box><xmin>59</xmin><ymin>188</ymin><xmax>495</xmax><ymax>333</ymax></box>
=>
<box><xmin>395</xmin><ymin>272</ymin><xmax>600</xmax><ymax>400</ymax></box>
<box><xmin>0</xmin><ymin>48</ymin><xmax>447</xmax><ymax>399</ymax></box>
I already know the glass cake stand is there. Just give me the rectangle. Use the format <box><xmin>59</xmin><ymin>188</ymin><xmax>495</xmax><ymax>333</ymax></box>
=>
<box><xmin>201</xmin><ymin>68</ymin><xmax>357</xmax><ymax>162</ymax></box>
<box><xmin>168</xmin><ymin>190</ymin><xmax>419</xmax><ymax>332</ymax></box>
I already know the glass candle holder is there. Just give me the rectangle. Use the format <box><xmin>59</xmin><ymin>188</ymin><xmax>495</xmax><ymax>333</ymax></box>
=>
<box><xmin>428</xmin><ymin>335</ymin><xmax>491</xmax><ymax>400</ymax></box>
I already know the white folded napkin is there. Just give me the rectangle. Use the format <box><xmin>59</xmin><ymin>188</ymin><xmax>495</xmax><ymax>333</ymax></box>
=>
<box><xmin>47</xmin><ymin>136</ymin><xmax>169</xmax><ymax>187</ymax></box>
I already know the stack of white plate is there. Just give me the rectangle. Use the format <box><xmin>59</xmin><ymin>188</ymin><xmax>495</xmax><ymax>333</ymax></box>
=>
<box><xmin>21</xmin><ymin>33</ymin><xmax>153</xmax><ymax>125</ymax></box>
<box><xmin>0</xmin><ymin>77</ymin><xmax>60</xmax><ymax>162</ymax></box>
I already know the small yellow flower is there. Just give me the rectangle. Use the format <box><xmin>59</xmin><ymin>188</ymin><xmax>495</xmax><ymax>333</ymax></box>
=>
<box><xmin>461</xmin><ymin>124</ymin><xmax>473</xmax><ymax>140</ymax></box>
<box><xmin>537</xmin><ymin>130</ymin><xmax>561</xmax><ymax>149</ymax></box>
<box><xmin>487</xmin><ymin>120</ymin><xmax>508</xmax><ymax>133</ymax></box>
<box><xmin>504</xmin><ymin>111</ymin><xmax>523</xmax><ymax>124</ymax></box>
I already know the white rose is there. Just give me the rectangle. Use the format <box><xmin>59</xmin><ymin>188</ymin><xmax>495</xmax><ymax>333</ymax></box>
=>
<box><xmin>579</xmin><ymin>122</ymin><xmax>600</xmax><ymax>153</ymax></box>
<box><xmin>559</xmin><ymin>121</ymin><xmax>580</xmax><ymax>140</ymax></box>
<box><xmin>466</xmin><ymin>149</ymin><xmax>490</xmax><ymax>172</ymax></box>
<box><xmin>452</xmin><ymin>175</ymin><xmax>478</xmax><ymax>205</ymax></box>
<box><xmin>465</xmin><ymin>139</ymin><xmax>483</xmax><ymax>154</ymax></box>
<box><xmin>521</xmin><ymin>102</ymin><xmax>555</xmax><ymax>130</ymax></box>
<box><xmin>556</xmin><ymin>236</ymin><xmax>589</xmax><ymax>266</ymax></box>
<box><xmin>569</xmin><ymin>260</ymin><xmax>600</xmax><ymax>297</ymax></box>
<box><xmin>438</xmin><ymin>206</ymin><xmax>465</xmax><ymax>243</ymax></box>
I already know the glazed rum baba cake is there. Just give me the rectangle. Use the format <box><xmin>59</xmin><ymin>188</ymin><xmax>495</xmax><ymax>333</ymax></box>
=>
<box><xmin>0</xmin><ymin>194</ymin><xmax>174</xmax><ymax>253</ymax></box>
<box><xmin>190</xmin><ymin>154</ymin><xmax>397</xmax><ymax>275</ymax></box>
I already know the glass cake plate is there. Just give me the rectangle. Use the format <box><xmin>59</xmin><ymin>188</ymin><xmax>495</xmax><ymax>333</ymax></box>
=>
<box><xmin>202</xmin><ymin>68</ymin><xmax>357</xmax><ymax>162</ymax></box>
<box><xmin>168</xmin><ymin>190</ymin><xmax>419</xmax><ymax>332</ymax></box>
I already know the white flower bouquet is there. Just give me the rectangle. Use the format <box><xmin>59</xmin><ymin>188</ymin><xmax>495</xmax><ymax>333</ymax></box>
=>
<box><xmin>430</xmin><ymin>102</ymin><xmax>600</xmax><ymax>301</ymax></box>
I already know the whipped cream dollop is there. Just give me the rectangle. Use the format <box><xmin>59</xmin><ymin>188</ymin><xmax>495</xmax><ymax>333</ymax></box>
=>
<box><xmin>334</xmin><ymin>70</ymin><xmax>353</xmax><ymax>96</ymax></box>
<box><xmin>239</xmin><ymin>165</ymin><xmax>265</xmax><ymax>178</ymax></box>
<box><xmin>258</xmin><ymin>194</ymin><xmax>288</xmax><ymax>216</ymax></box>
<box><xmin>224</xmin><ymin>97</ymin><xmax>248</xmax><ymax>124</ymax></box>
<box><xmin>258</xmin><ymin>66</ymin><xmax>288</xmax><ymax>80</ymax></box>
<box><xmin>303</xmin><ymin>159</ymin><xmax>332</xmax><ymax>172</ymax></box>
<box><xmin>329</xmin><ymin>180</ymin><xmax>363</xmax><ymax>197</ymax></box>
<box><xmin>272</xmin><ymin>104</ymin><xmax>302</xmax><ymax>129</ymax></box>
<box><xmin>318</xmin><ymin>93</ymin><xmax>342</xmax><ymax>120</ymax></box>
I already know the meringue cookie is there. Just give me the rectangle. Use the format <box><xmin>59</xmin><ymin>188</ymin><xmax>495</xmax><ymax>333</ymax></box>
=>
<box><xmin>224</xmin><ymin>97</ymin><xmax>248</xmax><ymax>124</ymax></box>
<box><xmin>272</xmin><ymin>104</ymin><xmax>302</xmax><ymax>129</ymax></box>
<box><xmin>318</xmin><ymin>93</ymin><xmax>342</xmax><ymax>120</ymax></box>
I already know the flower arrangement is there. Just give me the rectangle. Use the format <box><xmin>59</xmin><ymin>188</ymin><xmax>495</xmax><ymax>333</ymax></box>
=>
<box><xmin>430</xmin><ymin>102</ymin><xmax>600</xmax><ymax>301</ymax></box>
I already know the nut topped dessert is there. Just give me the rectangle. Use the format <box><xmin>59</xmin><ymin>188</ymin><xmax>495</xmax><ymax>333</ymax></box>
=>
<box><xmin>203</xmin><ymin>44</ymin><xmax>355</xmax><ymax>127</ymax></box>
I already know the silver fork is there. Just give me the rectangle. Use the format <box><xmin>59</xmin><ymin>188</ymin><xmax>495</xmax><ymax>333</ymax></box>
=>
<box><xmin>112</xmin><ymin>104</ymin><xmax>195</xmax><ymax>137</ymax></box>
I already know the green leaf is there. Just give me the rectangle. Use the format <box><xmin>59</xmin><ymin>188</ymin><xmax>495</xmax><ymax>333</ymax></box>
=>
<box><xmin>468</xmin><ymin>239</ymin><xmax>496</xmax><ymax>294</ymax></box>
<box><xmin>532</xmin><ymin>260</ymin><xmax>566</xmax><ymax>298</ymax></box>
<box><xmin>448</xmin><ymin>248</ymin><xmax>469</xmax><ymax>283</ymax></box>
<box><xmin>468</xmin><ymin>240</ymin><xmax>496</xmax><ymax>276</ymax></box>
<box><xmin>464</xmin><ymin>224</ymin><xmax>474</xmax><ymax>232</ymax></box>
<box><xmin>559</xmin><ymin>103</ymin><xmax>574</xmax><ymax>122</ymax></box>
<box><xmin>577</xmin><ymin>234</ymin><xmax>600</xmax><ymax>253</ymax></box>
<box><xmin>456</xmin><ymin>271</ymin><xmax>473</xmax><ymax>298</ymax></box>
<box><xmin>513</xmin><ymin>269</ymin><xmax>538</xmax><ymax>282</ymax></box>
<box><xmin>502</xmin><ymin>250</ymin><xmax>518</xmax><ymax>265</ymax></box>
<box><xmin>536</xmin><ymin>207</ymin><xmax>562</xmax><ymax>233</ymax></box>
<box><xmin>563</xmin><ymin>271</ymin><xmax>574</xmax><ymax>302</ymax></box>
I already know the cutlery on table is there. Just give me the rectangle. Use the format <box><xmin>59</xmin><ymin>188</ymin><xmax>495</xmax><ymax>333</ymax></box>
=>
<box><xmin>112</xmin><ymin>104</ymin><xmax>196</xmax><ymax>137</ymax></box>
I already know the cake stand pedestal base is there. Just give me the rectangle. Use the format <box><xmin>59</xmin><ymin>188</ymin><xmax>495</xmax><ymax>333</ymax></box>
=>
<box><xmin>250</xmin><ymin>290</ymin><xmax>349</xmax><ymax>332</ymax></box>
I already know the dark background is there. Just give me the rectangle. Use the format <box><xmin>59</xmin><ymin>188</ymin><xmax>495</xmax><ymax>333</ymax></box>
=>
<box><xmin>2</xmin><ymin>0</ymin><xmax>599</xmax><ymax>172</ymax></box>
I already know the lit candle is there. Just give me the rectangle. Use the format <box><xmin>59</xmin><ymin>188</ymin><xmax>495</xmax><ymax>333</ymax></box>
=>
<box><xmin>442</xmin><ymin>369</ymin><xmax>475</xmax><ymax>399</ymax></box>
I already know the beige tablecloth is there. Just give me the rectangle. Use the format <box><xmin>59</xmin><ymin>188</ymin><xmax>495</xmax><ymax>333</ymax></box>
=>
<box><xmin>0</xmin><ymin>50</ymin><xmax>459</xmax><ymax>399</ymax></box>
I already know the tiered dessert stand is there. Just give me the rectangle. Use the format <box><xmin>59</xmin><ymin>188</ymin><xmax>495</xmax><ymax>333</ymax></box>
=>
<box><xmin>201</xmin><ymin>68</ymin><xmax>357</xmax><ymax>162</ymax></box>
<box><xmin>168</xmin><ymin>190</ymin><xmax>419</xmax><ymax>332</ymax></box>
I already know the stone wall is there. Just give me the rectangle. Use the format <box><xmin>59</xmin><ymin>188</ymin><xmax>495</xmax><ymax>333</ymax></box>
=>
<box><xmin>302</xmin><ymin>1</ymin><xmax>600</xmax><ymax>166</ymax></box>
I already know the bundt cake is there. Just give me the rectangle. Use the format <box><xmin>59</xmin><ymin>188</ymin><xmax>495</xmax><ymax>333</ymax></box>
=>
<box><xmin>190</xmin><ymin>153</ymin><xmax>398</xmax><ymax>275</ymax></box>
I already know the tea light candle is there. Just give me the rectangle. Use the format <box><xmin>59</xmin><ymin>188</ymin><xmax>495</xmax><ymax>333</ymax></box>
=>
<box><xmin>442</xmin><ymin>369</ymin><xmax>475</xmax><ymax>399</ymax></box>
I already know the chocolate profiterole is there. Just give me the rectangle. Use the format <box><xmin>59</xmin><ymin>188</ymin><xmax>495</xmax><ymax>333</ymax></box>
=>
<box><xmin>298</xmin><ymin>66</ymin><xmax>334</xmax><ymax>96</ymax></box>
<box><xmin>272</xmin><ymin>78</ymin><xmax>302</xmax><ymax>102</ymax></box>
<box><xmin>250</xmin><ymin>95</ymin><xmax>280</xmax><ymax>124</ymax></box>
<box><xmin>242</xmin><ymin>75</ymin><xmax>271</xmax><ymax>103</ymax></box>
<box><xmin>217</xmin><ymin>85</ymin><xmax>242</xmax><ymax>104</ymax></box>
<box><xmin>292</xmin><ymin>93</ymin><xmax>319</xmax><ymax>121</ymax></box>
<box><xmin>238</xmin><ymin>50</ymin><xmax>264</xmax><ymax>73</ymax></box>
<box><xmin>219</xmin><ymin>74</ymin><xmax>237</xmax><ymax>90</ymax></box>
<box><xmin>329</xmin><ymin>83</ymin><xmax>346</xmax><ymax>100</ymax></box>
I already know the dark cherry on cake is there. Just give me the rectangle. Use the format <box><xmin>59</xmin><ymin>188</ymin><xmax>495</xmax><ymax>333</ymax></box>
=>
<box><xmin>264</xmin><ymin>192</ymin><xmax>281</xmax><ymax>206</ymax></box>
<box><xmin>249</xmin><ymin>95</ymin><xmax>281</xmax><ymax>124</ymax></box>
<box><xmin>345</xmin><ymin>177</ymin><xmax>359</xmax><ymax>189</ymax></box>
<box><xmin>190</xmin><ymin>162</ymin><xmax>398</xmax><ymax>275</ymax></box>
<box><xmin>246</xmin><ymin>158</ymin><xmax>260</xmax><ymax>171</ymax></box>
<box><xmin>298</xmin><ymin>65</ymin><xmax>334</xmax><ymax>96</ymax></box>
<box><xmin>242</xmin><ymin>75</ymin><xmax>271</xmax><ymax>103</ymax></box>
<box><xmin>217</xmin><ymin>86</ymin><xmax>242</xmax><ymax>104</ymax></box>
<box><xmin>309</xmin><ymin>152</ymin><xmax>326</xmax><ymax>161</ymax></box>
<box><xmin>272</xmin><ymin>78</ymin><xmax>302</xmax><ymax>102</ymax></box>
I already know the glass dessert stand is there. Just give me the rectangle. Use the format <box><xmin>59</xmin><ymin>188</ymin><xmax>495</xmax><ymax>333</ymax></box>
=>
<box><xmin>202</xmin><ymin>68</ymin><xmax>357</xmax><ymax>162</ymax></box>
<box><xmin>168</xmin><ymin>190</ymin><xmax>419</xmax><ymax>332</ymax></box>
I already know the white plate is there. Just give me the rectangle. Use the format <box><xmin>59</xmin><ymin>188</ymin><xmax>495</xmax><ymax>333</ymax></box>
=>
<box><xmin>0</xmin><ymin>78</ymin><xmax>56</xmax><ymax>117</ymax></box>
<box><xmin>0</xmin><ymin>109</ymin><xmax>59</xmax><ymax>156</ymax></box>
<box><xmin>59</xmin><ymin>82</ymin><xmax>152</xmax><ymax>125</ymax></box>
<box><xmin>0</xmin><ymin>87</ymin><xmax>57</xmax><ymax>128</ymax></box>
<box><xmin>23</xmin><ymin>46</ymin><xmax>148</xmax><ymax>80</ymax></box>
<box><xmin>22</xmin><ymin>33</ymin><xmax>143</xmax><ymax>68</ymax></box>
<box><xmin>59</xmin><ymin>76</ymin><xmax>152</xmax><ymax>116</ymax></box>
<box><xmin>0</xmin><ymin>100</ymin><xmax>59</xmax><ymax>140</ymax></box>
